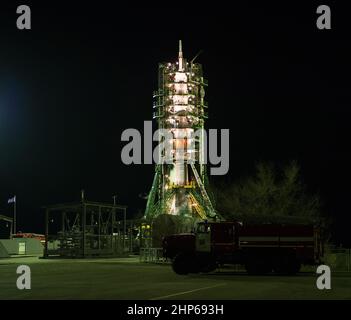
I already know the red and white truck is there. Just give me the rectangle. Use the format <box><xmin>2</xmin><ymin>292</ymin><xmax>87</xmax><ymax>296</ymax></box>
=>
<box><xmin>162</xmin><ymin>221</ymin><xmax>323</xmax><ymax>275</ymax></box>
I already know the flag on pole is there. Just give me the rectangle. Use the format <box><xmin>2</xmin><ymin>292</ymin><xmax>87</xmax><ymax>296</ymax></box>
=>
<box><xmin>8</xmin><ymin>196</ymin><xmax>16</xmax><ymax>204</ymax></box>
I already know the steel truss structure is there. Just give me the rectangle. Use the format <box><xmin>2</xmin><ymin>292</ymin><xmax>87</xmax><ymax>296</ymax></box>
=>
<box><xmin>44</xmin><ymin>199</ymin><xmax>129</xmax><ymax>258</ymax></box>
<box><xmin>145</xmin><ymin>41</ymin><xmax>221</xmax><ymax>222</ymax></box>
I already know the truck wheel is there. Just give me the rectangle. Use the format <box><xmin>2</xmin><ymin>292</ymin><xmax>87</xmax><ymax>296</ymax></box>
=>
<box><xmin>172</xmin><ymin>253</ymin><xmax>198</xmax><ymax>275</ymax></box>
<box><xmin>286</xmin><ymin>259</ymin><xmax>301</xmax><ymax>275</ymax></box>
<box><xmin>290</xmin><ymin>260</ymin><xmax>301</xmax><ymax>274</ymax></box>
<box><xmin>245</xmin><ymin>259</ymin><xmax>272</xmax><ymax>275</ymax></box>
<box><xmin>200</xmin><ymin>258</ymin><xmax>217</xmax><ymax>273</ymax></box>
<box><xmin>273</xmin><ymin>258</ymin><xmax>301</xmax><ymax>275</ymax></box>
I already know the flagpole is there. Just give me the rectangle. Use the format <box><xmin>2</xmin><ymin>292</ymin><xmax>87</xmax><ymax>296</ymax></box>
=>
<box><xmin>13</xmin><ymin>196</ymin><xmax>16</xmax><ymax>235</ymax></box>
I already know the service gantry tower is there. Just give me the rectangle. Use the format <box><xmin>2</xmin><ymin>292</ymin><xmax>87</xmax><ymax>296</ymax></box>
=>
<box><xmin>145</xmin><ymin>41</ymin><xmax>220</xmax><ymax>221</ymax></box>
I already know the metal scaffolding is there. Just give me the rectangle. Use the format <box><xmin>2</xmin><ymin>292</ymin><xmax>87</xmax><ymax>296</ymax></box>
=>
<box><xmin>43</xmin><ymin>199</ymin><xmax>129</xmax><ymax>258</ymax></box>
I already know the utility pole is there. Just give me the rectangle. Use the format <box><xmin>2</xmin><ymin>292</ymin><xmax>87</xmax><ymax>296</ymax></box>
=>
<box><xmin>8</xmin><ymin>195</ymin><xmax>17</xmax><ymax>235</ymax></box>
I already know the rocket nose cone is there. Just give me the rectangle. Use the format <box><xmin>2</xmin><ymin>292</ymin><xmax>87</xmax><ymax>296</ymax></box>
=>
<box><xmin>179</xmin><ymin>40</ymin><xmax>183</xmax><ymax>55</ymax></box>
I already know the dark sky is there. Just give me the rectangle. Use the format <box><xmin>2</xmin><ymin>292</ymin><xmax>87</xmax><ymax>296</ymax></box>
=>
<box><xmin>0</xmin><ymin>2</ymin><xmax>350</xmax><ymax>245</ymax></box>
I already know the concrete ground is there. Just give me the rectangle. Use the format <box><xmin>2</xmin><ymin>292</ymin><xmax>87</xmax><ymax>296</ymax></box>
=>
<box><xmin>0</xmin><ymin>256</ymin><xmax>350</xmax><ymax>300</ymax></box>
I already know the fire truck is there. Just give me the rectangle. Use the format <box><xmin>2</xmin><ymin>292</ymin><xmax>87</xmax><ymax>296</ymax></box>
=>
<box><xmin>162</xmin><ymin>221</ymin><xmax>323</xmax><ymax>275</ymax></box>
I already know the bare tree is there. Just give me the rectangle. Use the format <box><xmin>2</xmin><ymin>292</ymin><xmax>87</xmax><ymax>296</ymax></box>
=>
<box><xmin>214</xmin><ymin>161</ymin><xmax>323</xmax><ymax>224</ymax></box>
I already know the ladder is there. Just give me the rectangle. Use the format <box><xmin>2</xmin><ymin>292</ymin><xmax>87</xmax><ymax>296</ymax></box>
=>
<box><xmin>188</xmin><ymin>192</ymin><xmax>208</xmax><ymax>220</ymax></box>
<box><xmin>190</xmin><ymin>163</ymin><xmax>217</xmax><ymax>218</ymax></box>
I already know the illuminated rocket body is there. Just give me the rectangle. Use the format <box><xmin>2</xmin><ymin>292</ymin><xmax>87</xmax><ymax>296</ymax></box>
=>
<box><xmin>145</xmin><ymin>41</ymin><xmax>218</xmax><ymax>220</ymax></box>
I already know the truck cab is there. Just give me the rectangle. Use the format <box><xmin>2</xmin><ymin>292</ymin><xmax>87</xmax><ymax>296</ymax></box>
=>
<box><xmin>196</xmin><ymin>221</ymin><xmax>240</xmax><ymax>261</ymax></box>
<box><xmin>163</xmin><ymin>221</ymin><xmax>240</xmax><ymax>275</ymax></box>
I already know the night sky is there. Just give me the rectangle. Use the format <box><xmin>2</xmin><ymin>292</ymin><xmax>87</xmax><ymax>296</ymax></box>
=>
<box><xmin>0</xmin><ymin>2</ymin><xmax>350</xmax><ymax>245</ymax></box>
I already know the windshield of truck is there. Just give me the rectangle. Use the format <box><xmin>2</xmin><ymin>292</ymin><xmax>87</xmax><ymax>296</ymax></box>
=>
<box><xmin>197</xmin><ymin>223</ymin><xmax>210</xmax><ymax>233</ymax></box>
